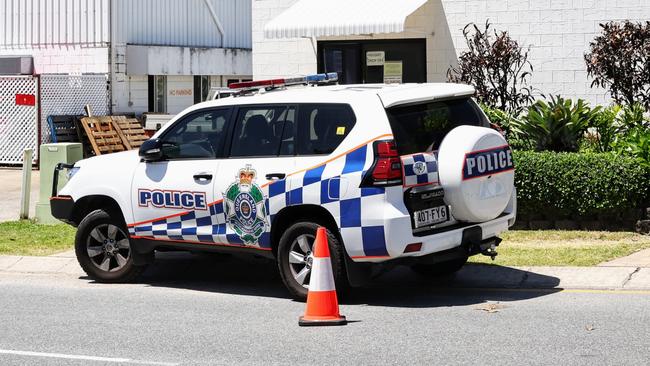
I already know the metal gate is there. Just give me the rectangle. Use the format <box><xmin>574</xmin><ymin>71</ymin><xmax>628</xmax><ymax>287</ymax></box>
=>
<box><xmin>40</xmin><ymin>74</ymin><xmax>109</xmax><ymax>144</ymax></box>
<box><xmin>0</xmin><ymin>76</ymin><xmax>38</xmax><ymax>165</ymax></box>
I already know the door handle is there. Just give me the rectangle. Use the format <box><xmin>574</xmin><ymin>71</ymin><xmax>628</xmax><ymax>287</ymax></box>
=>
<box><xmin>266</xmin><ymin>173</ymin><xmax>286</xmax><ymax>180</ymax></box>
<box><xmin>193</xmin><ymin>173</ymin><xmax>213</xmax><ymax>181</ymax></box>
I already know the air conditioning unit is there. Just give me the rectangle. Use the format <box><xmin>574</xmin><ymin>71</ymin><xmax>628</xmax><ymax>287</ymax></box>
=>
<box><xmin>0</xmin><ymin>56</ymin><xmax>34</xmax><ymax>75</ymax></box>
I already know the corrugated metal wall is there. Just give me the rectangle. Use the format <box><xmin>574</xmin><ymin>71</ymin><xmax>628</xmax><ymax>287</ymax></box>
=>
<box><xmin>1</xmin><ymin>0</ymin><xmax>110</xmax><ymax>47</ymax></box>
<box><xmin>113</xmin><ymin>0</ymin><xmax>251</xmax><ymax>49</ymax></box>
<box><xmin>0</xmin><ymin>0</ymin><xmax>251</xmax><ymax>49</ymax></box>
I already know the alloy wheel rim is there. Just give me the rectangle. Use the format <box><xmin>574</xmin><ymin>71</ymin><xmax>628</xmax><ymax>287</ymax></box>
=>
<box><xmin>86</xmin><ymin>224</ymin><xmax>131</xmax><ymax>273</ymax></box>
<box><xmin>288</xmin><ymin>234</ymin><xmax>315</xmax><ymax>289</ymax></box>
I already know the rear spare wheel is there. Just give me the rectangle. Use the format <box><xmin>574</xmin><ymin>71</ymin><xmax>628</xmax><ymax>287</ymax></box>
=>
<box><xmin>437</xmin><ymin>126</ymin><xmax>515</xmax><ymax>222</ymax></box>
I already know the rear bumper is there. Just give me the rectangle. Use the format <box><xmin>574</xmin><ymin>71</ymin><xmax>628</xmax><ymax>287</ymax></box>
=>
<box><xmin>351</xmin><ymin>189</ymin><xmax>516</xmax><ymax>263</ymax></box>
<box><xmin>50</xmin><ymin>196</ymin><xmax>75</xmax><ymax>224</ymax></box>
<box><xmin>375</xmin><ymin>212</ymin><xmax>513</xmax><ymax>262</ymax></box>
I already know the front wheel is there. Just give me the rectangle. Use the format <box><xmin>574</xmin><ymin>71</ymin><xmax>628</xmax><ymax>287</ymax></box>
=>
<box><xmin>75</xmin><ymin>209</ymin><xmax>147</xmax><ymax>282</ymax></box>
<box><xmin>277</xmin><ymin>222</ymin><xmax>348</xmax><ymax>301</ymax></box>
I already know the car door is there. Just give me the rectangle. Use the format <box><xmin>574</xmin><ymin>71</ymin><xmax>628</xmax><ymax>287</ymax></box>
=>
<box><xmin>213</xmin><ymin>104</ymin><xmax>297</xmax><ymax>250</ymax></box>
<box><xmin>130</xmin><ymin>107</ymin><xmax>232</xmax><ymax>244</ymax></box>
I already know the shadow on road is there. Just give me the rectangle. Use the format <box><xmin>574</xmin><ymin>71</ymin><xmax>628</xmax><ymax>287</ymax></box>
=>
<box><xmin>120</xmin><ymin>251</ymin><xmax>561</xmax><ymax>308</ymax></box>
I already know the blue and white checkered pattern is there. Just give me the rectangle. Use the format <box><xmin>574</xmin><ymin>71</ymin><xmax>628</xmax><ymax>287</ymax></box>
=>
<box><xmin>129</xmin><ymin>142</ymin><xmax>391</xmax><ymax>257</ymax></box>
<box><xmin>401</xmin><ymin>152</ymin><xmax>438</xmax><ymax>188</ymax></box>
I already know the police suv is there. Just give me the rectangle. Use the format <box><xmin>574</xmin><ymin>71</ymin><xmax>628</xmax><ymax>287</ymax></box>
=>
<box><xmin>51</xmin><ymin>73</ymin><xmax>516</xmax><ymax>299</ymax></box>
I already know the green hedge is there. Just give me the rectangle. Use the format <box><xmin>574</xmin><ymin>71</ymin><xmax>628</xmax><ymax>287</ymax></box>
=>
<box><xmin>514</xmin><ymin>151</ymin><xmax>650</xmax><ymax>217</ymax></box>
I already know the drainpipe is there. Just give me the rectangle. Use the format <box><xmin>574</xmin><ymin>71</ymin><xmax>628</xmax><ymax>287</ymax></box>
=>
<box><xmin>203</xmin><ymin>0</ymin><xmax>226</xmax><ymax>46</ymax></box>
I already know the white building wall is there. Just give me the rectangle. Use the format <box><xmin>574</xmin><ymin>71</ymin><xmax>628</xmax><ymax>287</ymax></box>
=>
<box><xmin>0</xmin><ymin>46</ymin><xmax>108</xmax><ymax>74</ymax></box>
<box><xmin>253</xmin><ymin>0</ymin><xmax>650</xmax><ymax>106</ymax></box>
<box><xmin>442</xmin><ymin>0</ymin><xmax>650</xmax><ymax>105</ymax></box>
<box><xmin>253</xmin><ymin>0</ymin><xmax>460</xmax><ymax>88</ymax></box>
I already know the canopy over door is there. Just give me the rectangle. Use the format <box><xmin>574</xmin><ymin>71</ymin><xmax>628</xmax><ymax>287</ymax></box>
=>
<box><xmin>264</xmin><ymin>0</ymin><xmax>429</xmax><ymax>39</ymax></box>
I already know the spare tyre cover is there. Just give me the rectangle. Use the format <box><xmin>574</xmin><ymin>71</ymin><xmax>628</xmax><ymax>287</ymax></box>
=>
<box><xmin>437</xmin><ymin>125</ymin><xmax>515</xmax><ymax>222</ymax></box>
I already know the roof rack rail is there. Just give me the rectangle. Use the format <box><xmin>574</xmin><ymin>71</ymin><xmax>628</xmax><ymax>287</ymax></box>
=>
<box><xmin>228</xmin><ymin>73</ymin><xmax>338</xmax><ymax>95</ymax></box>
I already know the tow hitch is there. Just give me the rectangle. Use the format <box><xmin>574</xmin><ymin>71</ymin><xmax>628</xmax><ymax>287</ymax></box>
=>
<box><xmin>479</xmin><ymin>237</ymin><xmax>502</xmax><ymax>260</ymax></box>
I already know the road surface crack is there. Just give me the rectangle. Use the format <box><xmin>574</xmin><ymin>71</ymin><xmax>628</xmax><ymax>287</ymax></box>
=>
<box><xmin>621</xmin><ymin>267</ymin><xmax>640</xmax><ymax>288</ymax></box>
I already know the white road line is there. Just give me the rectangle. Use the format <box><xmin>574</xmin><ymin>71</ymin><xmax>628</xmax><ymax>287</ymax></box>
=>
<box><xmin>0</xmin><ymin>349</ymin><xmax>179</xmax><ymax>365</ymax></box>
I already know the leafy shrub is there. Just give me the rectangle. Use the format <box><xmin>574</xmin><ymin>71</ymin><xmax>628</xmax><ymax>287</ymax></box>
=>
<box><xmin>448</xmin><ymin>21</ymin><xmax>534</xmax><ymax>115</ymax></box>
<box><xmin>613</xmin><ymin>126</ymin><xmax>650</xmax><ymax>168</ymax></box>
<box><xmin>480</xmin><ymin>104</ymin><xmax>532</xmax><ymax>150</ymax></box>
<box><xmin>510</xmin><ymin>96</ymin><xmax>600</xmax><ymax>152</ymax></box>
<box><xmin>585</xmin><ymin>21</ymin><xmax>650</xmax><ymax>109</ymax></box>
<box><xmin>584</xmin><ymin>104</ymin><xmax>622</xmax><ymax>152</ymax></box>
<box><xmin>618</xmin><ymin>103</ymin><xmax>649</xmax><ymax>130</ymax></box>
<box><xmin>585</xmin><ymin>103</ymin><xmax>650</xmax><ymax>153</ymax></box>
<box><xmin>514</xmin><ymin>151</ymin><xmax>650</xmax><ymax>217</ymax></box>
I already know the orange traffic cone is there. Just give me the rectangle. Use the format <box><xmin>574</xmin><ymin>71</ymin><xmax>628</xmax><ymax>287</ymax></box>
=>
<box><xmin>298</xmin><ymin>227</ymin><xmax>347</xmax><ymax>326</ymax></box>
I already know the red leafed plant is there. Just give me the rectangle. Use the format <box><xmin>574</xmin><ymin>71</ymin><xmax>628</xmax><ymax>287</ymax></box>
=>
<box><xmin>447</xmin><ymin>21</ymin><xmax>534</xmax><ymax>115</ymax></box>
<box><xmin>585</xmin><ymin>21</ymin><xmax>650</xmax><ymax>109</ymax></box>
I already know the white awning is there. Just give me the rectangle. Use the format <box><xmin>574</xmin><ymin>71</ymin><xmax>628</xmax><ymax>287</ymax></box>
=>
<box><xmin>264</xmin><ymin>0</ymin><xmax>429</xmax><ymax>39</ymax></box>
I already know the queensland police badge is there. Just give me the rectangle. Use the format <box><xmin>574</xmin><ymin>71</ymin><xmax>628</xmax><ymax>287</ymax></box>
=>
<box><xmin>223</xmin><ymin>165</ymin><xmax>269</xmax><ymax>244</ymax></box>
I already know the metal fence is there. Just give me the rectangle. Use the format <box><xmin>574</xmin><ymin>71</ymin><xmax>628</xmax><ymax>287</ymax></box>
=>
<box><xmin>0</xmin><ymin>76</ymin><xmax>38</xmax><ymax>164</ymax></box>
<box><xmin>0</xmin><ymin>74</ymin><xmax>109</xmax><ymax>165</ymax></box>
<box><xmin>40</xmin><ymin>74</ymin><xmax>109</xmax><ymax>144</ymax></box>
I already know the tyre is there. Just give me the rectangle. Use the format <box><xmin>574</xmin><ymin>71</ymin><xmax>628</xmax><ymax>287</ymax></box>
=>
<box><xmin>277</xmin><ymin>222</ymin><xmax>348</xmax><ymax>301</ymax></box>
<box><xmin>410</xmin><ymin>256</ymin><xmax>468</xmax><ymax>277</ymax></box>
<box><xmin>75</xmin><ymin>209</ymin><xmax>147</xmax><ymax>282</ymax></box>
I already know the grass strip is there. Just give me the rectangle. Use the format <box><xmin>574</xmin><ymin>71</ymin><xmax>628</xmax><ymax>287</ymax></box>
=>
<box><xmin>0</xmin><ymin>220</ymin><xmax>75</xmax><ymax>256</ymax></box>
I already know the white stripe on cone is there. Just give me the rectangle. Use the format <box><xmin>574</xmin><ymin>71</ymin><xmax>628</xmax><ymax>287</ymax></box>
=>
<box><xmin>308</xmin><ymin>257</ymin><xmax>336</xmax><ymax>292</ymax></box>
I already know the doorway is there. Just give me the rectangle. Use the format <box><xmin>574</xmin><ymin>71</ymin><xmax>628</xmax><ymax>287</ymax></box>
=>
<box><xmin>317</xmin><ymin>39</ymin><xmax>427</xmax><ymax>84</ymax></box>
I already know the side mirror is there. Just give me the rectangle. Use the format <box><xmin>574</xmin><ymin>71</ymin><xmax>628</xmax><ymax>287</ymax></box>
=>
<box><xmin>139</xmin><ymin>138</ymin><xmax>164</xmax><ymax>162</ymax></box>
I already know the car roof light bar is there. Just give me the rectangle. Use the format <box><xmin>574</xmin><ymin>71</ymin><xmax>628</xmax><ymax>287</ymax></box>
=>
<box><xmin>229</xmin><ymin>73</ymin><xmax>338</xmax><ymax>90</ymax></box>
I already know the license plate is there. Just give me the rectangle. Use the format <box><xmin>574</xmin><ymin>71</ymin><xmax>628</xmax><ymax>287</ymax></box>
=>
<box><xmin>414</xmin><ymin>205</ymin><xmax>449</xmax><ymax>228</ymax></box>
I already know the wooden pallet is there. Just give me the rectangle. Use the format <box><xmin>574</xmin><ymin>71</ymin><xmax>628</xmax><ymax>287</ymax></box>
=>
<box><xmin>111</xmin><ymin>116</ymin><xmax>148</xmax><ymax>150</ymax></box>
<box><xmin>79</xmin><ymin>116</ymin><xmax>127</xmax><ymax>155</ymax></box>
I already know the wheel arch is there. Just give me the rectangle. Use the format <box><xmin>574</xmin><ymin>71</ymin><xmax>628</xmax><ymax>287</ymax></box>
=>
<box><xmin>270</xmin><ymin>204</ymin><xmax>340</xmax><ymax>254</ymax></box>
<box><xmin>71</xmin><ymin>195</ymin><xmax>126</xmax><ymax>227</ymax></box>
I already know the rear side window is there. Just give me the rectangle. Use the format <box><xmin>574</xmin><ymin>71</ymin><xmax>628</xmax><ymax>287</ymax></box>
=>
<box><xmin>230</xmin><ymin>105</ymin><xmax>296</xmax><ymax>157</ymax></box>
<box><xmin>385</xmin><ymin>98</ymin><xmax>488</xmax><ymax>155</ymax></box>
<box><xmin>296</xmin><ymin>104</ymin><xmax>356</xmax><ymax>155</ymax></box>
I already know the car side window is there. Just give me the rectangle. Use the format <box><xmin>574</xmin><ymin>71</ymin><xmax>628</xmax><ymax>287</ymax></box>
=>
<box><xmin>160</xmin><ymin>108</ymin><xmax>230</xmax><ymax>160</ymax></box>
<box><xmin>296</xmin><ymin>104</ymin><xmax>356</xmax><ymax>155</ymax></box>
<box><xmin>230</xmin><ymin>105</ymin><xmax>296</xmax><ymax>157</ymax></box>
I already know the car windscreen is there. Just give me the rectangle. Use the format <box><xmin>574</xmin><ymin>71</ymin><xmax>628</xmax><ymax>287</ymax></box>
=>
<box><xmin>385</xmin><ymin>98</ymin><xmax>489</xmax><ymax>155</ymax></box>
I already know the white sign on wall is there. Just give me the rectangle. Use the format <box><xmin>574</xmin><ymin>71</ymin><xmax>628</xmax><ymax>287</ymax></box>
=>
<box><xmin>384</xmin><ymin>61</ymin><xmax>403</xmax><ymax>84</ymax></box>
<box><xmin>366</xmin><ymin>51</ymin><xmax>385</xmax><ymax>66</ymax></box>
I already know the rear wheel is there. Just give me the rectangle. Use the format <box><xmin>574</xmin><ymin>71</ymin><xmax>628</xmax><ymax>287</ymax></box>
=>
<box><xmin>277</xmin><ymin>222</ymin><xmax>348</xmax><ymax>300</ymax></box>
<box><xmin>75</xmin><ymin>209</ymin><xmax>147</xmax><ymax>282</ymax></box>
<box><xmin>410</xmin><ymin>256</ymin><xmax>468</xmax><ymax>277</ymax></box>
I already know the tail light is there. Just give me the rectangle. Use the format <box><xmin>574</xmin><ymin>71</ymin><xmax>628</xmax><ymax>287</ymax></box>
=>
<box><xmin>361</xmin><ymin>140</ymin><xmax>403</xmax><ymax>187</ymax></box>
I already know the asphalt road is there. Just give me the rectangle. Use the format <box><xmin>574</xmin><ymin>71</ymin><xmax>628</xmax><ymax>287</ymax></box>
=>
<box><xmin>0</xmin><ymin>254</ymin><xmax>648</xmax><ymax>365</ymax></box>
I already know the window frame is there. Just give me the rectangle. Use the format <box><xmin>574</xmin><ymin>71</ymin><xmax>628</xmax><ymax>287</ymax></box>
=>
<box><xmin>157</xmin><ymin>106</ymin><xmax>233</xmax><ymax>161</ymax></box>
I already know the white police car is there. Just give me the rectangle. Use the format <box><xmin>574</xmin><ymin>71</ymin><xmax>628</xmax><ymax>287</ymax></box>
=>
<box><xmin>51</xmin><ymin>73</ymin><xmax>516</xmax><ymax>299</ymax></box>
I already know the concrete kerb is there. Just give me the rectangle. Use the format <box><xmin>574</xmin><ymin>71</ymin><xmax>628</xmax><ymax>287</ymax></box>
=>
<box><xmin>0</xmin><ymin>254</ymin><xmax>649</xmax><ymax>291</ymax></box>
<box><xmin>0</xmin><ymin>255</ymin><xmax>81</xmax><ymax>275</ymax></box>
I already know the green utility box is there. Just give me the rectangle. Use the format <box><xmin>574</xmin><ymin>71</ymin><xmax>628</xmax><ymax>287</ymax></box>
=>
<box><xmin>35</xmin><ymin>143</ymin><xmax>83</xmax><ymax>224</ymax></box>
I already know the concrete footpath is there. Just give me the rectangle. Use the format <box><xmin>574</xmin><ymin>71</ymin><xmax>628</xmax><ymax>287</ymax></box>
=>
<box><xmin>0</xmin><ymin>168</ymin><xmax>40</xmax><ymax>222</ymax></box>
<box><xmin>0</xmin><ymin>251</ymin><xmax>649</xmax><ymax>291</ymax></box>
